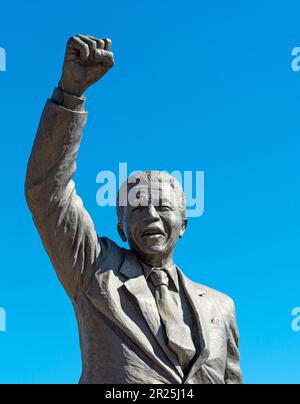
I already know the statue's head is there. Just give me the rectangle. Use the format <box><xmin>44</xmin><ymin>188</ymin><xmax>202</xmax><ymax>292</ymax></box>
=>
<box><xmin>117</xmin><ymin>171</ymin><xmax>187</xmax><ymax>263</ymax></box>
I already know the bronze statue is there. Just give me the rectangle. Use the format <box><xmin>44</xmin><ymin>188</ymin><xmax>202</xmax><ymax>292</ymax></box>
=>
<box><xmin>25</xmin><ymin>35</ymin><xmax>242</xmax><ymax>384</ymax></box>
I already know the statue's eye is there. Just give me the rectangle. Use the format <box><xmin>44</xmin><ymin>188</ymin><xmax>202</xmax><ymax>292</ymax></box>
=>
<box><xmin>158</xmin><ymin>206</ymin><xmax>172</xmax><ymax>212</ymax></box>
<box><xmin>131</xmin><ymin>205</ymin><xmax>144</xmax><ymax>213</ymax></box>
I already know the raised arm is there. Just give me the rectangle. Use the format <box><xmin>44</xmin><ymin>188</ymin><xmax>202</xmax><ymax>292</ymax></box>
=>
<box><xmin>25</xmin><ymin>35</ymin><xmax>114</xmax><ymax>303</ymax></box>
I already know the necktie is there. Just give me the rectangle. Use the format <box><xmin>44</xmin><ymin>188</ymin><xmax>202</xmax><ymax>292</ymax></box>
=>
<box><xmin>150</xmin><ymin>269</ymin><xmax>196</xmax><ymax>371</ymax></box>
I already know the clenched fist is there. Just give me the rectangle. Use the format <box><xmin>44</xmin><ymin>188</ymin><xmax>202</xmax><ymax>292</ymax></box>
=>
<box><xmin>59</xmin><ymin>34</ymin><xmax>114</xmax><ymax>97</ymax></box>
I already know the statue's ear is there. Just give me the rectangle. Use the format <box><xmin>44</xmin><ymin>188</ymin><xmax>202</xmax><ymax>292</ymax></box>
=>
<box><xmin>179</xmin><ymin>219</ymin><xmax>188</xmax><ymax>238</ymax></box>
<box><xmin>117</xmin><ymin>223</ymin><xmax>127</xmax><ymax>242</ymax></box>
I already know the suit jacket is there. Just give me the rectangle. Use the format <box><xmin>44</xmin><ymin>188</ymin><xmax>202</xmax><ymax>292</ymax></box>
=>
<box><xmin>25</xmin><ymin>95</ymin><xmax>242</xmax><ymax>384</ymax></box>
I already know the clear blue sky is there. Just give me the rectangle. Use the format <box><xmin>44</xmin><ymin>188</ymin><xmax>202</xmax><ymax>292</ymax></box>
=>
<box><xmin>0</xmin><ymin>0</ymin><xmax>299</xmax><ymax>384</ymax></box>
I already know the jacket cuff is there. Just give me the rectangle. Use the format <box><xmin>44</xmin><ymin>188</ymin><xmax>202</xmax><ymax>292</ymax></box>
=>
<box><xmin>51</xmin><ymin>87</ymin><xmax>86</xmax><ymax>112</ymax></box>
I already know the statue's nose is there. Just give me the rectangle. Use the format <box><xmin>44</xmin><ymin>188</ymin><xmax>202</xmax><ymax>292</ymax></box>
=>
<box><xmin>145</xmin><ymin>204</ymin><xmax>160</xmax><ymax>220</ymax></box>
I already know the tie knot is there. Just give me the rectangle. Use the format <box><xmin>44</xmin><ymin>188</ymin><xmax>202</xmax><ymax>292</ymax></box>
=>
<box><xmin>150</xmin><ymin>269</ymin><xmax>169</xmax><ymax>288</ymax></box>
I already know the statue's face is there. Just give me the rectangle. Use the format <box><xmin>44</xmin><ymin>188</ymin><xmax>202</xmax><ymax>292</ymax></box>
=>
<box><xmin>118</xmin><ymin>180</ymin><xmax>187</xmax><ymax>260</ymax></box>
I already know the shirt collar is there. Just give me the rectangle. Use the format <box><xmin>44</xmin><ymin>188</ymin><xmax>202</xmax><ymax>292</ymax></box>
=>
<box><xmin>142</xmin><ymin>262</ymin><xmax>179</xmax><ymax>292</ymax></box>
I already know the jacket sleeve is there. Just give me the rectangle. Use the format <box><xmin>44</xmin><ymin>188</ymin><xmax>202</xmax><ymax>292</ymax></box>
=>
<box><xmin>224</xmin><ymin>298</ymin><xmax>242</xmax><ymax>384</ymax></box>
<box><xmin>25</xmin><ymin>94</ymin><xmax>100</xmax><ymax>303</ymax></box>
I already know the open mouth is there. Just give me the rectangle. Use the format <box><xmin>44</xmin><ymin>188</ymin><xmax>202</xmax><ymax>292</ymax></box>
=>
<box><xmin>141</xmin><ymin>227</ymin><xmax>166</xmax><ymax>238</ymax></box>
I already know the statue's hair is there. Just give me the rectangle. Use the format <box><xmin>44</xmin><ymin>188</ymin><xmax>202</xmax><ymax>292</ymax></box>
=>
<box><xmin>116</xmin><ymin>170</ymin><xmax>186</xmax><ymax>223</ymax></box>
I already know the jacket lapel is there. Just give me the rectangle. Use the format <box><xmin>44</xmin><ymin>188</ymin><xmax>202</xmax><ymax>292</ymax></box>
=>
<box><xmin>120</xmin><ymin>252</ymin><xmax>161</xmax><ymax>335</ymax></box>
<box><xmin>177</xmin><ymin>268</ymin><xmax>211</xmax><ymax>382</ymax></box>
<box><xmin>120</xmin><ymin>251</ymin><xmax>184</xmax><ymax>379</ymax></box>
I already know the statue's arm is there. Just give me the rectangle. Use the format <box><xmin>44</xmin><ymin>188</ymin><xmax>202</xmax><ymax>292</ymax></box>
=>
<box><xmin>224</xmin><ymin>299</ymin><xmax>243</xmax><ymax>384</ymax></box>
<box><xmin>25</xmin><ymin>35</ymin><xmax>114</xmax><ymax>303</ymax></box>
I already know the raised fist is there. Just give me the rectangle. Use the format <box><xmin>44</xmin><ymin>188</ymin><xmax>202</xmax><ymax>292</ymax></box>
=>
<box><xmin>59</xmin><ymin>34</ymin><xmax>114</xmax><ymax>97</ymax></box>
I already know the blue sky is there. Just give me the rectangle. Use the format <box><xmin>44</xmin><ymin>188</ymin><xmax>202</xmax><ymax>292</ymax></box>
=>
<box><xmin>0</xmin><ymin>0</ymin><xmax>300</xmax><ymax>384</ymax></box>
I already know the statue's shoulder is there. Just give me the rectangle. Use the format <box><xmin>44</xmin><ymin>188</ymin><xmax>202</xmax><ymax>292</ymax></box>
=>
<box><xmin>187</xmin><ymin>277</ymin><xmax>236</xmax><ymax>317</ymax></box>
<box><xmin>97</xmin><ymin>236</ymin><xmax>124</xmax><ymax>267</ymax></box>
<box><xmin>96</xmin><ymin>237</ymin><xmax>140</xmax><ymax>272</ymax></box>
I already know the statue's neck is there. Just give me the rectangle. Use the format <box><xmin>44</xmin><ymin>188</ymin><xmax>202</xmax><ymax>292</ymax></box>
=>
<box><xmin>133</xmin><ymin>250</ymin><xmax>175</xmax><ymax>269</ymax></box>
